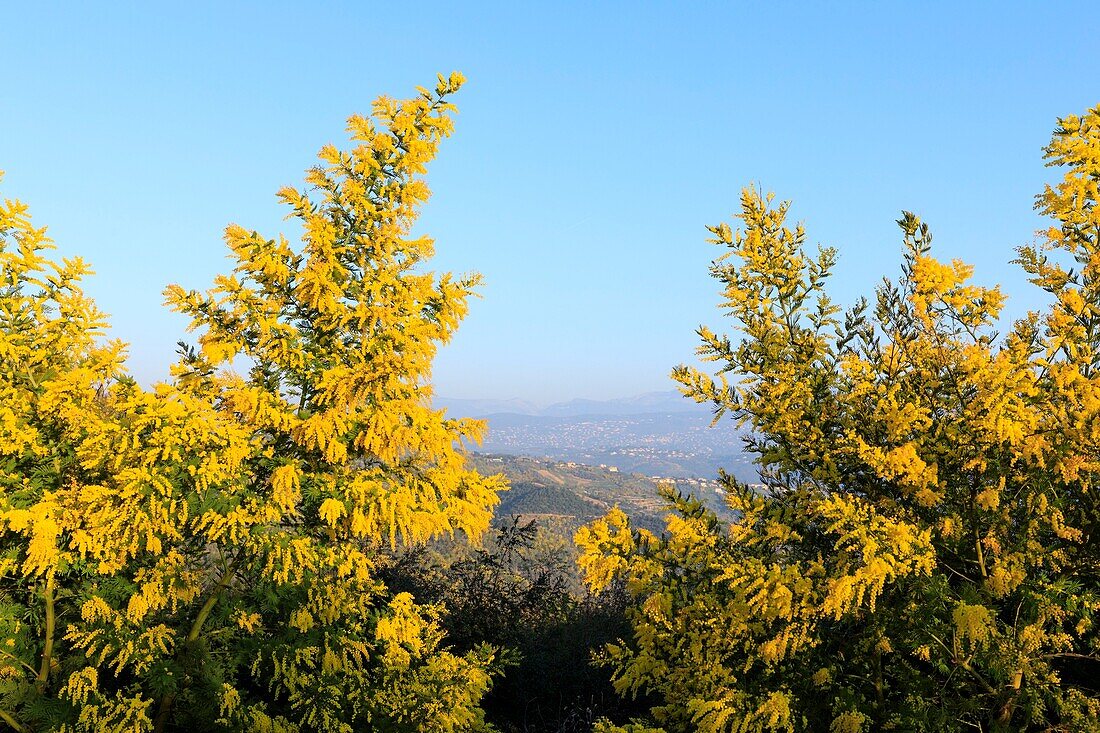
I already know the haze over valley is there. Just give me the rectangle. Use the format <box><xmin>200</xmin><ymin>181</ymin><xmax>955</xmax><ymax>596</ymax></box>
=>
<box><xmin>439</xmin><ymin>390</ymin><xmax>759</xmax><ymax>483</ymax></box>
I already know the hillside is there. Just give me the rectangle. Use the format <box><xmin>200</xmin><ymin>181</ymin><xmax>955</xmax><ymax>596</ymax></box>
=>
<box><xmin>469</xmin><ymin>453</ymin><xmax>735</xmax><ymax>536</ymax></box>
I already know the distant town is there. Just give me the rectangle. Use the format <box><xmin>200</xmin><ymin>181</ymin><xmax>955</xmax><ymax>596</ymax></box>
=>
<box><xmin>462</xmin><ymin>409</ymin><xmax>760</xmax><ymax>483</ymax></box>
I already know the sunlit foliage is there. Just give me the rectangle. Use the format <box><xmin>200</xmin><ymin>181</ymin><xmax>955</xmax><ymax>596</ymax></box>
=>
<box><xmin>0</xmin><ymin>74</ymin><xmax>506</xmax><ymax>732</ymax></box>
<box><xmin>579</xmin><ymin>105</ymin><xmax>1100</xmax><ymax>731</ymax></box>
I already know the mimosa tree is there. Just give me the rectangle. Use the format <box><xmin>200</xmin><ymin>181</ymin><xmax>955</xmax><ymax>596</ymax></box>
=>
<box><xmin>578</xmin><ymin>106</ymin><xmax>1100</xmax><ymax>732</ymax></box>
<box><xmin>0</xmin><ymin>73</ymin><xmax>505</xmax><ymax>733</ymax></box>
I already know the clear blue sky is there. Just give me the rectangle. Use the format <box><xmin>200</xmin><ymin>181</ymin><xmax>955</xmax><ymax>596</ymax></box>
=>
<box><xmin>2</xmin><ymin>3</ymin><xmax>1098</xmax><ymax>404</ymax></box>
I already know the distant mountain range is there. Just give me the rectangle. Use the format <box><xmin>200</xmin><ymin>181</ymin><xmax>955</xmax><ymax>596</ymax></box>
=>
<box><xmin>436</xmin><ymin>390</ymin><xmax>711</xmax><ymax>419</ymax></box>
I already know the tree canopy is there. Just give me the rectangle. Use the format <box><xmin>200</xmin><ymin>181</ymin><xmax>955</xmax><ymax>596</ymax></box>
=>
<box><xmin>0</xmin><ymin>73</ymin><xmax>506</xmax><ymax>733</ymax></box>
<box><xmin>577</xmin><ymin>105</ymin><xmax>1100</xmax><ymax>732</ymax></box>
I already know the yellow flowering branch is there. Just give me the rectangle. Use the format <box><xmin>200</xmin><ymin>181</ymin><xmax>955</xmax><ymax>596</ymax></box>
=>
<box><xmin>0</xmin><ymin>649</ymin><xmax>37</xmax><ymax>678</ymax></box>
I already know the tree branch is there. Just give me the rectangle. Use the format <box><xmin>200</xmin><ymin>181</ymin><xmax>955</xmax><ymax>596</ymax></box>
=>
<box><xmin>0</xmin><ymin>707</ymin><xmax>27</xmax><ymax>733</ymax></box>
<box><xmin>36</xmin><ymin>574</ymin><xmax>56</xmax><ymax>690</ymax></box>
<box><xmin>152</xmin><ymin>559</ymin><xmax>239</xmax><ymax>733</ymax></box>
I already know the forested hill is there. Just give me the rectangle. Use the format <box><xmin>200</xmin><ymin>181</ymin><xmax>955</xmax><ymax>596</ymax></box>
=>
<box><xmin>468</xmin><ymin>453</ymin><xmax>736</xmax><ymax>535</ymax></box>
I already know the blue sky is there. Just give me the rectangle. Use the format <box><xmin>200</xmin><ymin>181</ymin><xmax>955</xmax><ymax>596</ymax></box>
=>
<box><xmin>2</xmin><ymin>3</ymin><xmax>1098</xmax><ymax>404</ymax></box>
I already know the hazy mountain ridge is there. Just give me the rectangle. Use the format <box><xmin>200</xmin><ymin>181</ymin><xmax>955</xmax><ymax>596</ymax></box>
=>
<box><xmin>436</xmin><ymin>396</ymin><xmax>543</xmax><ymax>416</ymax></box>
<box><xmin>437</xmin><ymin>390</ymin><xmax>711</xmax><ymax>419</ymax></box>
